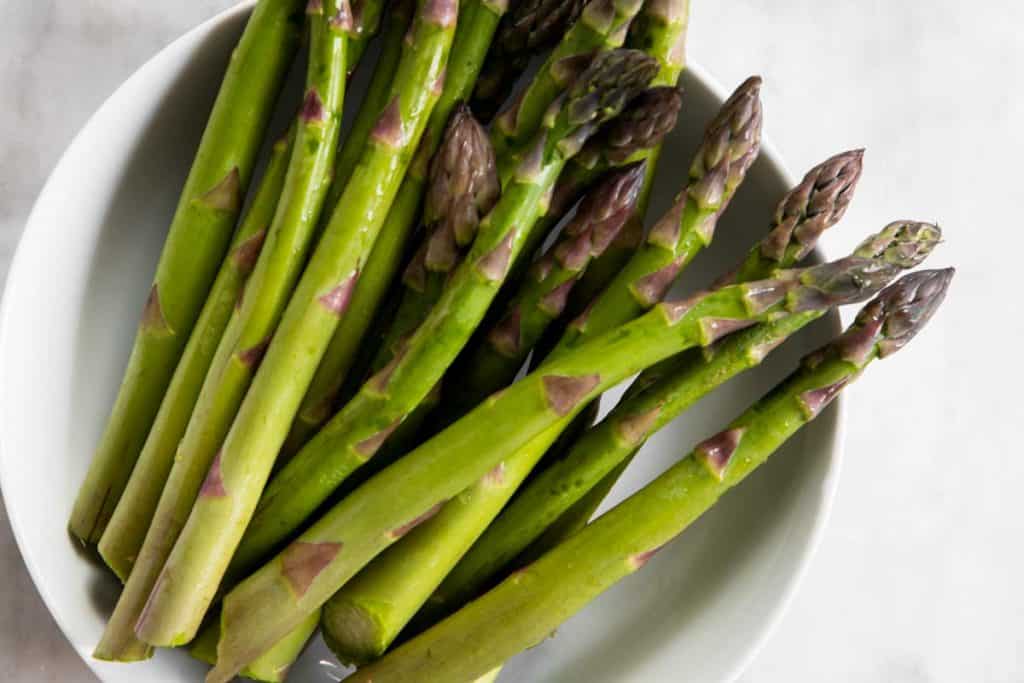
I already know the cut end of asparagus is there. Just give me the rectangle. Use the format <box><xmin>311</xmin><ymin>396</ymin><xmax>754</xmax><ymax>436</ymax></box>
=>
<box><xmin>761</xmin><ymin>148</ymin><xmax>865</xmax><ymax>263</ymax></box>
<box><xmin>854</xmin><ymin>220</ymin><xmax>943</xmax><ymax>269</ymax></box>
<box><xmin>323</xmin><ymin>600</ymin><xmax>389</xmax><ymax>665</ymax></box>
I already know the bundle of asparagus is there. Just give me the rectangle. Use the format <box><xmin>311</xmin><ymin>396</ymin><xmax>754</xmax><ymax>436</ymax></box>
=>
<box><xmin>69</xmin><ymin>0</ymin><xmax>955</xmax><ymax>680</ymax></box>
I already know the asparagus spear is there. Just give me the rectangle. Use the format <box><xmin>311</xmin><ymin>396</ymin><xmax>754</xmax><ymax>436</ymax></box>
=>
<box><xmin>94</xmin><ymin>0</ymin><xmax>353</xmax><ymax>660</ymax></box>
<box><xmin>325</xmin><ymin>0</ymin><xmax>414</xmax><ymax>215</ymax></box>
<box><xmin>428</xmin><ymin>220</ymin><xmax>941</xmax><ymax>611</ymax></box>
<box><xmin>68</xmin><ymin>0</ymin><xmax>304</xmax><ymax>545</ymax></box>
<box><xmin>211</xmin><ymin>255</ymin><xmax>902</xmax><ymax>679</ymax></box>
<box><xmin>317</xmin><ymin>76</ymin><xmax>759</xmax><ymax>658</ymax></box>
<box><xmin>345</xmin><ymin>0</ymin><xmax>386</xmax><ymax>71</ymax></box>
<box><xmin>318</xmin><ymin>216</ymin><xmax>925</xmax><ymax>660</ymax></box>
<box><xmin>95</xmin><ymin>128</ymin><xmax>294</xmax><ymax>583</ymax></box>
<box><xmin>535</xmin><ymin>0</ymin><xmax>691</xmax><ymax>354</ymax></box>
<box><xmin>491</xmin><ymin>0</ymin><xmax>646</xmax><ymax>167</ymax></box>
<box><xmin>446</xmin><ymin>163</ymin><xmax>646</xmax><ymax>419</ymax></box>
<box><xmin>472</xmin><ymin>0</ymin><xmax>588</xmax><ymax>120</ymax></box>
<box><xmin>283</xmin><ymin>0</ymin><xmax>511</xmax><ymax>454</ymax></box>
<box><xmin>227</xmin><ymin>49</ymin><xmax>658</xmax><ymax>581</ymax></box>
<box><xmin>133</xmin><ymin>0</ymin><xmax>458</xmax><ymax>649</ymax></box>
<box><xmin>347</xmin><ymin>268</ymin><xmax>954</xmax><ymax>682</ymax></box>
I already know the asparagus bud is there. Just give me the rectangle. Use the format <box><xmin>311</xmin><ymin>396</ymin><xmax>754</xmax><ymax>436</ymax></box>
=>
<box><xmin>853</xmin><ymin>219</ymin><xmax>942</xmax><ymax>269</ymax></box>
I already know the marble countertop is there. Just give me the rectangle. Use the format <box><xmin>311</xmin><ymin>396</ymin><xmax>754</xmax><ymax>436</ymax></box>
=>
<box><xmin>1</xmin><ymin>1</ymin><xmax>1020</xmax><ymax>681</ymax></box>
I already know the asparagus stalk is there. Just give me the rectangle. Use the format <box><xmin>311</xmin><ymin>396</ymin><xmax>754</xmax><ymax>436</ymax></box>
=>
<box><xmin>133</xmin><ymin>0</ymin><xmax>458</xmax><ymax>649</ymax></box>
<box><xmin>283</xmin><ymin>0</ymin><xmax>511</xmax><ymax>454</ymax></box>
<box><xmin>446</xmin><ymin>163</ymin><xmax>646</xmax><ymax>419</ymax></box>
<box><xmin>347</xmin><ymin>268</ymin><xmax>953</xmax><ymax>682</ymax></box>
<box><xmin>472</xmin><ymin>0</ymin><xmax>588</xmax><ymax>120</ymax></box>
<box><xmin>316</xmin><ymin>75</ymin><xmax>759</xmax><ymax>658</ymax></box>
<box><xmin>211</xmin><ymin>255</ymin><xmax>902</xmax><ymax>679</ymax></box>
<box><xmin>95</xmin><ymin>128</ymin><xmax>294</xmax><ymax>583</ymax></box>
<box><xmin>431</xmin><ymin>220</ymin><xmax>942</xmax><ymax>610</ymax></box>
<box><xmin>189</xmin><ymin>610</ymin><xmax>320</xmax><ymax>683</ymax></box>
<box><xmin>94</xmin><ymin>1</ymin><xmax>352</xmax><ymax>661</ymax></box>
<box><xmin>491</xmin><ymin>0</ymin><xmax>646</xmax><ymax>167</ymax></box>
<box><xmin>535</xmin><ymin>0</ymin><xmax>691</xmax><ymax>354</ymax></box>
<box><xmin>226</xmin><ymin>49</ymin><xmax>658</xmax><ymax>582</ymax></box>
<box><xmin>325</xmin><ymin>0</ymin><xmax>414</xmax><ymax>215</ymax></box>
<box><xmin>68</xmin><ymin>0</ymin><xmax>304</xmax><ymax>545</ymax></box>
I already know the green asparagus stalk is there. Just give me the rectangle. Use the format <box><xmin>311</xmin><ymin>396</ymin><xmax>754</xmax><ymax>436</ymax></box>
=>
<box><xmin>94</xmin><ymin>0</ymin><xmax>352</xmax><ymax>661</ymax></box>
<box><xmin>491</xmin><ymin>0</ymin><xmax>646</xmax><ymax>167</ymax></box>
<box><xmin>68</xmin><ymin>0</ymin><xmax>304</xmax><ymax>545</ymax></box>
<box><xmin>211</xmin><ymin>255</ymin><xmax>902</xmax><ymax>679</ymax></box>
<box><xmin>189</xmin><ymin>610</ymin><xmax>320</xmax><ymax>683</ymax></box>
<box><xmin>534</xmin><ymin>0</ymin><xmax>691</xmax><ymax>353</ymax></box>
<box><xmin>369</xmin><ymin>103</ymin><xmax>500</xmax><ymax>374</ymax></box>
<box><xmin>326</xmin><ymin>0</ymin><xmax>414</xmax><ymax>214</ymax></box>
<box><xmin>431</xmin><ymin>219</ymin><xmax>942</xmax><ymax>611</ymax></box>
<box><xmin>320</xmin><ymin>212</ymin><xmax>928</xmax><ymax>659</ymax></box>
<box><xmin>345</xmin><ymin>0</ymin><xmax>386</xmax><ymax>71</ymax></box>
<box><xmin>446</xmin><ymin>163</ymin><xmax>646</xmax><ymax>419</ymax></box>
<box><xmin>347</xmin><ymin>268</ymin><xmax>954</xmax><ymax>683</ymax></box>
<box><xmin>95</xmin><ymin>128</ymin><xmax>294</xmax><ymax>583</ymax></box>
<box><xmin>133</xmin><ymin>0</ymin><xmax>458</xmax><ymax>649</ymax></box>
<box><xmin>552</xmin><ymin>75</ymin><xmax>763</xmax><ymax>359</ymax></box>
<box><xmin>317</xmin><ymin>75</ymin><xmax>759</xmax><ymax>659</ymax></box>
<box><xmin>283</xmin><ymin>0</ymin><xmax>511</xmax><ymax>454</ymax></box>
<box><xmin>472</xmin><ymin>0</ymin><xmax>588</xmax><ymax>120</ymax></box>
<box><xmin>226</xmin><ymin>49</ymin><xmax>659</xmax><ymax>581</ymax></box>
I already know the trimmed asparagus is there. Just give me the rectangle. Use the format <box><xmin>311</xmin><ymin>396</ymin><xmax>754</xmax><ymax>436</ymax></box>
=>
<box><xmin>347</xmin><ymin>268</ymin><xmax>953</xmax><ymax>682</ymax></box>
<box><xmin>318</xmin><ymin>75</ymin><xmax>759</xmax><ymax>658</ymax></box>
<box><xmin>491</xmin><ymin>0</ymin><xmax>646</xmax><ymax>167</ymax></box>
<box><xmin>432</xmin><ymin>219</ymin><xmax>941</xmax><ymax>610</ymax></box>
<box><xmin>68</xmin><ymin>0</ymin><xmax>304</xmax><ymax>545</ymax></box>
<box><xmin>447</xmin><ymin>163</ymin><xmax>646</xmax><ymax>418</ymax></box>
<box><xmin>132</xmin><ymin>0</ymin><xmax>458</xmax><ymax>649</ymax></box>
<box><xmin>283</xmin><ymin>0</ymin><xmax>510</xmax><ymax>454</ymax></box>
<box><xmin>96</xmin><ymin>128</ymin><xmax>294</xmax><ymax>584</ymax></box>
<box><xmin>472</xmin><ymin>0</ymin><xmax>588</xmax><ymax>120</ymax></box>
<box><xmin>211</xmin><ymin>255</ymin><xmax>902</xmax><ymax>679</ymax></box>
<box><xmin>94</xmin><ymin>1</ymin><xmax>352</xmax><ymax>661</ymax></box>
<box><xmin>228</xmin><ymin>49</ymin><xmax>659</xmax><ymax>580</ymax></box>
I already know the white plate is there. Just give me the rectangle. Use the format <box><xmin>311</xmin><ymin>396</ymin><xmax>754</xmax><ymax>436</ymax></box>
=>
<box><xmin>0</xmin><ymin>3</ymin><xmax>843</xmax><ymax>682</ymax></box>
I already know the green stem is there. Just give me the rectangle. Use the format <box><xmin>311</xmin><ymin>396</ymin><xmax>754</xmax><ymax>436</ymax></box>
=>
<box><xmin>68</xmin><ymin>0</ymin><xmax>304</xmax><ymax>544</ymax></box>
<box><xmin>96</xmin><ymin>127</ymin><xmax>294</xmax><ymax>584</ymax></box>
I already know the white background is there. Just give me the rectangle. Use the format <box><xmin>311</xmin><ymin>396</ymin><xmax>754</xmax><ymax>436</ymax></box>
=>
<box><xmin>1</xmin><ymin>1</ymin><xmax>1020</xmax><ymax>681</ymax></box>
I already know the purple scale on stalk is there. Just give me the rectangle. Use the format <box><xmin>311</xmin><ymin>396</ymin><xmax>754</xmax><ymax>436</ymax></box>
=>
<box><xmin>423</xmin><ymin>0</ymin><xmax>458</xmax><ymax>28</ymax></box>
<box><xmin>798</xmin><ymin>378</ymin><xmax>850</xmax><ymax>419</ymax></box>
<box><xmin>237</xmin><ymin>335</ymin><xmax>272</xmax><ymax>370</ymax></box>
<box><xmin>539</xmin><ymin>278</ymin><xmax>577</xmax><ymax>317</ymax></box>
<box><xmin>282</xmin><ymin>541</ymin><xmax>343</xmax><ymax>597</ymax></box>
<box><xmin>199</xmin><ymin>451</ymin><xmax>227</xmax><ymax>498</ymax></box>
<box><xmin>354</xmin><ymin>419</ymin><xmax>402</xmax><ymax>457</ymax></box>
<box><xmin>542</xmin><ymin>374</ymin><xmax>601</xmax><ymax>416</ymax></box>
<box><xmin>198</xmin><ymin>167</ymin><xmax>242</xmax><ymax>212</ymax></box>
<box><xmin>659</xmin><ymin>291</ymin><xmax>703</xmax><ymax>324</ymax></box>
<box><xmin>632</xmin><ymin>259</ymin><xmax>683</xmax><ymax>306</ymax></box>
<box><xmin>371</xmin><ymin>96</ymin><xmax>404</xmax><ymax>148</ymax></box>
<box><xmin>368</xmin><ymin>345</ymin><xmax>405</xmax><ymax>393</ymax></box>
<box><xmin>488</xmin><ymin>307</ymin><xmax>522</xmax><ymax>357</ymax></box>
<box><xmin>329</xmin><ymin>0</ymin><xmax>354</xmax><ymax>32</ymax></box>
<box><xmin>483</xmin><ymin>462</ymin><xmax>506</xmax><ymax>487</ymax></box>
<box><xmin>514</xmin><ymin>133</ymin><xmax>547</xmax><ymax>183</ymax></box>
<box><xmin>141</xmin><ymin>284</ymin><xmax>172</xmax><ymax>336</ymax></box>
<box><xmin>318</xmin><ymin>272</ymin><xmax>359</xmax><ymax>316</ymax></box>
<box><xmin>306</xmin><ymin>0</ymin><xmax>324</xmax><ymax>14</ymax></box>
<box><xmin>695</xmin><ymin>427</ymin><xmax>746</xmax><ymax>480</ymax></box>
<box><xmin>617</xmin><ymin>405</ymin><xmax>662</xmax><ymax>446</ymax></box>
<box><xmin>231</xmin><ymin>228</ymin><xmax>267</xmax><ymax>274</ymax></box>
<box><xmin>646</xmin><ymin>199</ymin><xmax>684</xmax><ymax>249</ymax></box>
<box><xmin>837</xmin><ymin>316</ymin><xmax>883</xmax><ymax>365</ymax></box>
<box><xmin>388</xmin><ymin>502</ymin><xmax>445</xmax><ymax>539</ymax></box>
<box><xmin>743</xmin><ymin>279</ymin><xmax>792</xmax><ymax>313</ymax></box>
<box><xmin>627</xmin><ymin>545</ymin><xmax>664</xmax><ymax>570</ymax></box>
<box><xmin>581</xmin><ymin>0</ymin><xmax>616</xmax><ymax>32</ymax></box>
<box><xmin>476</xmin><ymin>231</ymin><xmax>516</xmax><ymax>282</ymax></box>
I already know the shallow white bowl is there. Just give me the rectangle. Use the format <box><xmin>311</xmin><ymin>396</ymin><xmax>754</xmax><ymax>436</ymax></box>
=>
<box><xmin>0</xmin><ymin>3</ymin><xmax>843</xmax><ymax>682</ymax></box>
